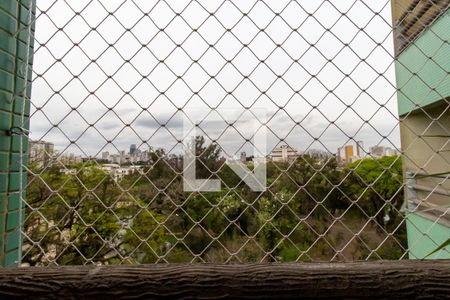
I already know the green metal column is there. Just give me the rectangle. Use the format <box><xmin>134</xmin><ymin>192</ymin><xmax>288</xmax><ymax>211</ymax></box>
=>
<box><xmin>0</xmin><ymin>0</ymin><xmax>35</xmax><ymax>267</ymax></box>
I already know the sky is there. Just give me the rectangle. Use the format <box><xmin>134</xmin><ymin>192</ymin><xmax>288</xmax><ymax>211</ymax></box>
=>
<box><xmin>29</xmin><ymin>0</ymin><xmax>401</xmax><ymax>158</ymax></box>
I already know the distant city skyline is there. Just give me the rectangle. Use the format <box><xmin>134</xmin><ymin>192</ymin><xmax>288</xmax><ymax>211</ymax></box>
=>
<box><xmin>32</xmin><ymin>137</ymin><xmax>401</xmax><ymax>168</ymax></box>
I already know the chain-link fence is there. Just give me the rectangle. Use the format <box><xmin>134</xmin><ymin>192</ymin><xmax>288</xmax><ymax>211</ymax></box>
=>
<box><xmin>4</xmin><ymin>0</ymin><xmax>448</xmax><ymax>266</ymax></box>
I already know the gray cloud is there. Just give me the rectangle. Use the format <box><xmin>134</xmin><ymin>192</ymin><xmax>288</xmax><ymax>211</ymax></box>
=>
<box><xmin>30</xmin><ymin>0</ymin><xmax>400</xmax><ymax>157</ymax></box>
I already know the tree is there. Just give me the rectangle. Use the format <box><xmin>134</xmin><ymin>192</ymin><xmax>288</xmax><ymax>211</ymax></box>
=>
<box><xmin>24</xmin><ymin>140</ymin><xmax>407</xmax><ymax>264</ymax></box>
<box><xmin>193</xmin><ymin>136</ymin><xmax>224</xmax><ymax>179</ymax></box>
<box><xmin>24</xmin><ymin>163</ymin><xmax>167</xmax><ymax>265</ymax></box>
<box><xmin>344</xmin><ymin>156</ymin><xmax>403</xmax><ymax>230</ymax></box>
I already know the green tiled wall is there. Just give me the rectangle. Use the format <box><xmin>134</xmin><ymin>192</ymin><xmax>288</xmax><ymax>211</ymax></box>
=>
<box><xmin>0</xmin><ymin>0</ymin><xmax>35</xmax><ymax>267</ymax></box>
<box><xmin>395</xmin><ymin>9</ymin><xmax>450</xmax><ymax>116</ymax></box>
<box><xmin>406</xmin><ymin>213</ymin><xmax>450</xmax><ymax>259</ymax></box>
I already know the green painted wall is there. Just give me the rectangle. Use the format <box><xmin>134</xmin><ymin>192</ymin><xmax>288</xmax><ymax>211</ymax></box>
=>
<box><xmin>395</xmin><ymin>9</ymin><xmax>450</xmax><ymax>116</ymax></box>
<box><xmin>0</xmin><ymin>0</ymin><xmax>34</xmax><ymax>267</ymax></box>
<box><xmin>406</xmin><ymin>213</ymin><xmax>450</xmax><ymax>259</ymax></box>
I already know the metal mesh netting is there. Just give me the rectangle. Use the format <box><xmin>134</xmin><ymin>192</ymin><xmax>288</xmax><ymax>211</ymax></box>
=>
<box><xmin>17</xmin><ymin>0</ymin><xmax>449</xmax><ymax>265</ymax></box>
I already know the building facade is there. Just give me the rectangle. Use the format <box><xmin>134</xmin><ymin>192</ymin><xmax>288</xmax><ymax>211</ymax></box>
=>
<box><xmin>29</xmin><ymin>140</ymin><xmax>54</xmax><ymax>167</ymax></box>
<box><xmin>392</xmin><ymin>0</ymin><xmax>450</xmax><ymax>258</ymax></box>
<box><xmin>270</xmin><ymin>145</ymin><xmax>299</xmax><ymax>162</ymax></box>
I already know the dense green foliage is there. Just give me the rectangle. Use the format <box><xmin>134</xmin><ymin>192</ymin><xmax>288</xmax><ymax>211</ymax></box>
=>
<box><xmin>24</xmin><ymin>139</ymin><xmax>407</xmax><ymax>265</ymax></box>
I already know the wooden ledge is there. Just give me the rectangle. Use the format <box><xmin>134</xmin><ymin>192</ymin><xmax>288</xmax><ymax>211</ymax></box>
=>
<box><xmin>0</xmin><ymin>260</ymin><xmax>449</xmax><ymax>299</ymax></box>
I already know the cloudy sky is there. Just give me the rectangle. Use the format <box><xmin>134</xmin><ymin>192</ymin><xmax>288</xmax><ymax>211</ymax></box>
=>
<box><xmin>29</xmin><ymin>0</ymin><xmax>401</xmax><ymax>158</ymax></box>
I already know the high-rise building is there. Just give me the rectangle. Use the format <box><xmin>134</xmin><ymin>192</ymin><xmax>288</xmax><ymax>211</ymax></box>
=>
<box><xmin>384</xmin><ymin>147</ymin><xmax>398</xmax><ymax>157</ymax></box>
<box><xmin>368</xmin><ymin>146</ymin><xmax>399</xmax><ymax>157</ymax></box>
<box><xmin>369</xmin><ymin>145</ymin><xmax>385</xmax><ymax>157</ymax></box>
<box><xmin>356</xmin><ymin>141</ymin><xmax>364</xmax><ymax>158</ymax></box>
<box><xmin>130</xmin><ymin>144</ymin><xmax>137</xmax><ymax>155</ymax></box>
<box><xmin>336</xmin><ymin>147</ymin><xmax>341</xmax><ymax>162</ymax></box>
<box><xmin>102</xmin><ymin>151</ymin><xmax>110</xmax><ymax>160</ymax></box>
<box><xmin>29</xmin><ymin>140</ymin><xmax>54</xmax><ymax>167</ymax></box>
<box><xmin>344</xmin><ymin>145</ymin><xmax>353</xmax><ymax>161</ymax></box>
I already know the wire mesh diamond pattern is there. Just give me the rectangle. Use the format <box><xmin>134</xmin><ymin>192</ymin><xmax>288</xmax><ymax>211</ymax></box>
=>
<box><xmin>17</xmin><ymin>0</ymin><xmax>450</xmax><ymax>265</ymax></box>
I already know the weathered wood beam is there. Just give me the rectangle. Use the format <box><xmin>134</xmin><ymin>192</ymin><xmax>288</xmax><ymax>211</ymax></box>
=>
<box><xmin>0</xmin><ymin>261</ymin><xmax>449</xmax><ymax>299</ymax></box>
